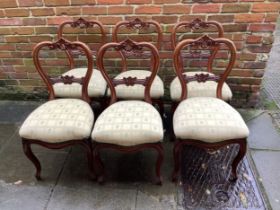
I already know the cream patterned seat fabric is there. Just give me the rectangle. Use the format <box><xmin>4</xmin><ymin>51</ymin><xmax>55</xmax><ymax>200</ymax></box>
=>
<box><xmin>107</xmin><ymin>70</ymin><xmax>164</xmax><ymax>99</ymax></box>
<box><xmin>53</xmin><ymin>68</ymin><xmax>107</xmax><ymax>98</ymax></box>
<box><xmin>170</xmin><ymin>71</ymin><xmax>232</xmax><ymax>101</ymax></box>
<box><xmin>19</xmin><ymin>99</ymin><xmax>94</xmax><ymax>143</ymax></box>
<box><xmin>92</xmin><ymin>100</ymin><xmax>164</xmax><ymax>146</ymax></box>
<box><xmin>173</xmin><ymin>97</ymin><xmax>249</xmax><ymax>142</ymax></box>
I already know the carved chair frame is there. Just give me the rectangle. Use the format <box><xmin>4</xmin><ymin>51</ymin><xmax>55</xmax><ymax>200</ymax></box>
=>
<box><xmin>22</xmin><ymin>38</ymin><xmax>95</xmax><ymax>180</ymax></box>
<box><xmin>57</xmin><ymin>18</ymin><xmax>108</xmax><ymax>108</ymax></box>
<box><xmin>171</xmin><ymin>35</ymin><xmax>247</xmax><ymax>183</ymax></box>
<box><xmin>171</xmin><ymin>18</ymin><xmax>225</xmax><ymax>113</ymax></box>
<box><xmin>112</xmin><ymin>18</ymin><xmax>164</xmax><ymax>114</ymax></box>
<box><xmin>93</xmin><ymin>39</ymin><xmax>164</xmax><ymax>184</ymax></box>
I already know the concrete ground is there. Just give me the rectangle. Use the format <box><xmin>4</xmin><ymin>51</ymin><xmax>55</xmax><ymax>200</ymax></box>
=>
<box><xmin>0</xmin><ymin>101</ymin><xmax>280</xmax><ymax>210</ymax></box>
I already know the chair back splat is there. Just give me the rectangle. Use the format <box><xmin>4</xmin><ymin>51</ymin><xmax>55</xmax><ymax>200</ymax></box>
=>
<box><xmin>172</xmin><ymin>18</ymin><xmax>224</xmax><ymax>73</ymax></box>
<box><xmin>57</xmin><ymin>17</ymin><xmax>106</xmax><ymax>69</ymax></box>
<box><xmin>173</xmin><ymin>35</ymin><xmax>236</xmax><ymax>101</ymax></box>
<box><xmin>32</xmin><ymin>38</ymin><xmax>93</xmax><ymax>102</ymax></box>
<box><xmin>112</xmin><ymin>18</ymin><xmax>162</xmax><ymax>72</ymax></box>
<box><xmin>97</xmin><ymin>38</ymin><xmax>160</xmax><ymax>105</ymax></box>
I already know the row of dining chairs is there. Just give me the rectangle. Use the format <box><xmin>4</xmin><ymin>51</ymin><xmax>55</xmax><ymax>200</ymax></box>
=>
<box><xmin>19</xmin><ymin>18</ymin><xmax>249</xmax><ymax>185</ymax></box>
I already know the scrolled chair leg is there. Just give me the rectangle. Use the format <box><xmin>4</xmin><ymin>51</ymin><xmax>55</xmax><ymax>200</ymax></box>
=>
<box><xmin>81</xmin><ymin>139</ymin><xmax>96</xmax><ymax>181</ymax></box>
<box><xmin>93</xmin><ymin>144</ymin><xmax>105</xmax><ymax>184</ymax></box>
<box><xmin>22</xmin><ymin>139</ymin><xmax>42</xmax><ymax>181</ymax></box>
<box><xmin>230</xmin><ymin>139</ymin><xmax>247</xmax><ymax>182</ymax></box>
<box><xmin>172</xmin><ymin>140</ymin><xmax>182</xmax><ymax>183</ymax></box>
<box><xmin>154</xmin><ymin>143</ymin><xmax>164</xmax><ymax>185</ymax></box>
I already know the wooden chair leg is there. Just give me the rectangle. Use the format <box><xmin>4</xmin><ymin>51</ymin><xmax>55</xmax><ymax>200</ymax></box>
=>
<box><xmin>82</xmin><ymin>139</ymin><xmax>96</xmax><ymax>180</ymax></box>
<box><xmin>230</xmin><ymin>139</ymin><xmax>247</xmax><ymax>182</ymax></box>
<box><xmin>154</xmin><ymin>144</ymin><xmax>164</xmax><ymax>185</ymax></box>
<box><xmin>22</xmin><ymin>139</ymin><xmax>42</xmax><ymax>180</ymax></box>
<box><xmin>93</xmin><ymin>146</ymin><xmax>105</xmax><ymax>184</ymax></box>
<box><xmin>172</xmin><ymin>140</ymin><xmax>182</xmax><ymax>182</ymax></box>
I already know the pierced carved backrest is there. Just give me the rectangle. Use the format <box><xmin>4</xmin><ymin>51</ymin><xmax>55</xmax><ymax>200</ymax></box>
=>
<box><xmin>173</xmin><ymin>35</ymin><xmax>236</xmax><ymax>101</ymax></box>
<box><xmin>97</xmin><ymin>39</ymin><xmax>160</xmax><ymax>105</ymax></box>
<box><xmin>172</xmin><ymin>18</ymin><xmax>224</xmax><ymax>73</ymax></box>
<box><xmin>112</xmin><ymin>18</ymin><xmax>162</xmax><ymax>72</ymax></box>
<box><xmin>113</xmin><ymin>18</ymin><xmax>162</xmax><ymax>50</ymax></box>
<box><xmin>32</xmin><ymin>38</ymin><xmax>93</xmax><ymax>102</ymax></box>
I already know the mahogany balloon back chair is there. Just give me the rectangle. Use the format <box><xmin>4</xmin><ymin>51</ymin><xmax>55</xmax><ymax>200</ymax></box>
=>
<box><xmin>91</xmin><ymin>39</ymin><xmax>164</xmax><ymax>185</ymax></box>
<box><xmin>19</xmin><ymin>38</ymin><xmax>95</xmax><ymax>180</ymax></box>
<box><xmin>55</xmin><ymin>18</ymin><xmax>107</xmax><ymax>106</ymax></box>
<box><xmin>111</xmin><ymin>18</ymin><xmax>165</xmax><ymax>115</ymax></box>
<box><xmin>171</xmin><ymin>35</ymin><xmax>249</xmax><ymax>182</ymax></box>
<box><xmin>170</xmin><ymin>18</ymin><xmax>233</xmax><ymax>111</ymax></box>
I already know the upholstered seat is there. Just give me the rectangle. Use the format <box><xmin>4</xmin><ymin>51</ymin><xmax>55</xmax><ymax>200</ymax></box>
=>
<box><xmin>53</xmin><ymin>68</ymin><xmax>107</xmax><ymax>98</ymax></box>
<box><xmin>92</xmin><ymin>100</ymin><xmax>164</xmax><ymax>146</ymax></box>
<box><xmin>107</xmin><ymin>70</ymin><xmax>164</xmax><ymax>99</ymax></box>
<box><xmin>170</xmin><ymin>71</ymin><xmax>232</xmax><ymax>101</ymax></box>
<box><xmin>173</xmin><ymin>97</ymin><xmax>249</xmax><ymax>142</ymax></box>
<box><xmin>19</xmin><ymin>99</ymin><xmax>94</xmax><ymax>143</ymax></box>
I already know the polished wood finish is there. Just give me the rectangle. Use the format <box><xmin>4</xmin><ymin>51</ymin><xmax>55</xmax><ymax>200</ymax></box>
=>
<box><xmin>32</xmin><ymin>38</ymin><xmax>93</xmax><ymax>102</ymax></box>
<box><xmin>173</xmin><ymin>35</ymin><xmax>236</xmax><ymax>101</ymax></box>
<box><xmin>23</xmin><ymin>38</ymin><xmax>95</xmax><ymax>180</ymax></box>
<box><xmin>93</xmin><ymin>142</ymin><xmax>164</xmax><ymax>185</ymax></box>
<box><xmin>93</xmin><ymin>39</ymin><xmax>163</xmax><ymax>184</ymax></box>
<box><xmin>97</xmin><ymin>38</ymin><xmax>160</xmax><ymax>105</ymax></box>
<box><xmin>172</xmin><ymin>35</ymin><xmax>246</xmax><ymax>183</ymax></box>
<box><xmin>112</xmin><ymin>18</ymin><xmax>164</xmax><ymax>114</ymax></box>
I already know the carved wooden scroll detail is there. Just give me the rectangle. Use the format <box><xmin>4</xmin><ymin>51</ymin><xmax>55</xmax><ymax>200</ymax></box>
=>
<box><xmin>126</xmin><ymin>18</ymin><xmax>150</xmax><ymax>30</ymax></box>
<box><xmin>184</xmin><ymin>73</ymin><xmax>220</xmax><ymax>83</ymax></box>
<box><xmin>113</xmin><ymin>76</ymin><xmax>150</xmax><ymax>86</ymax></box>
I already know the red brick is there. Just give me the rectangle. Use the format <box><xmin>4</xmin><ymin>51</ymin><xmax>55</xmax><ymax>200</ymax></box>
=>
<box><xmin>2</xmin><ymin>59</ymin><xmax>24</xmax><ymax>65</ymax></box>
<box><xmin>56</xmin><ymin>7</ymin><xmax>81</xmax><ymax>16</ymax></box>
<box><xmin>246</xmin><ymin>35</ymin><xmax>262</xmax><ymax>44</ymax></box>
<box><xmin>154</xmin><ymin>0</ymin><xmax>180</xmax><ymax>3</ymax></box>
<box><xmin>71</xmin><ymin>0</ymin><xmax>95</xmax><ymax>5</ymax></box>
<box><xmin>5</xmin><ymin>9</ymin><xmax>30</xmax><ymax>17</ymax></box>
<box><xmin>152</xmin><ymin>16</ymin><xmax>178</xmax><ymax>24</ymax></box>
<box><xmin>0</xmin><ymin>28</ymin><xmax>11</xmax><ymax>35</ymax></box>
<box><xmin>235</xmin><ymin>14</ymin><xmax>264</xmax><ymax>23</ymax></box>
<box><xmin>98</xmin><ymin>16</ymin><xmax>122</xmax><ymax>25</ymax></box>
<box><xmin>163</xmin><ymin>5</ymin><xmax>191</xmax><ymax>14</ymax></box>
<box><xmin>208</xmin><ymin>15</ymin><xmax>234</xmax><ymax>23</ymax></box>
<box><xmin>0</xmin><ymin>10</ymin><xmax>4</xmax><ymax>18</ymax></box>
<box><xmin>45</xmin><ymin>0</ymin><xmax>70</xmax><ymax>6</ymax></box>
<box><xmin>0</xmin><ymin>0</ymin><xmax>17</xmax><ymax>8</ymax></box>
<box><xmin>192</xmin><ymin>4</ymin><xmax>220</xmax><ymax>13</ymax></box>
<box><xmin>23</xmin><ymin>18</ymin><xmax>46</xmax><ymax>26</ymax></box>
<box><xmin>35</xmin><ymin>26</ymin><xmax>57</xmax><ymax>34</ymax></box>
<box><xmin>0</xmin><ymin>44</ymin><xmax>16</xmax><ymax>51</ymax></box>
<box><xmin>108</xmin><ymin>6</ymin><xmax>133</xmax><ymax>14</ymax></box>
<box><xmin>223</xmin><ymin>24</ymin><xmax>248</xmax><ymax>32</ymax></box>
<box><xmin>0</xmin><ymin>18</ymin><xmax>22</xmax><ymax>26</ymax></box>
<box><xmin>47</xmin><ymin>17</ymin><xmax>73</xmax><ymax>25</ymax></box>
<box><xmin>18</xmin><ymin>0</ymin><xmax>43</xmax><ymax>6</ymax></box>
<box><xmin>11</xmin><ymin>27</ymin><xmax>34</xmax><ymax>35</ymax></box>
<box><xmin>135</xmin><ymin>6</ymin><xmax>161</xmax><ymax>14</ymax></box>
<box><xmin>5</xmin><ymin>36</ymin><xmax>29</xmax><ymax>43</ymax></box>
<box><xmin>249</xmin><ymin>24</ymin><xmax>275</xmax><ymax>32</ymax></box>
<box><xmin>247</xmin><ymin>45</ymin><xmax>272</xmax><ymax>53</ymax></box>
<box><xmin>222</xmin><ymin>4</ymin><xmax>250</xmax><ymax>13</ymax></box>
<box><xmin>127</xmin><ymin>0</ymin><xmax>151</xmax><ymax>3</ymax></box>
<box><xmin>252</xmin><ymin>3</ymin><xmax>280</xmax><ymax>12</ymax></box>
<box><xmin>82</xmin><ymin>6</ymin><xmax>107</xmax><ymax>15</ymax></box>
<box><xmin>97</xmin><ymin>0</ymin><xmax>123</xmax><ymax>4</ymax></box>
<box><xmin>243</xmin><ymin>62</ymin><xmax>266</xmax><ymax>69</ymax></box>
<box><xmin>31</xmin><ymin>8</ymin><xmax>55</xmax><ymax>16</ymax></box>
<box><xmin>29</xmin><ymin>35</ymin><xmax>53</xmax><ymax>42</ymax></box>
<box><xmin>265</xmin><ymin>14</ymin><xmax>279</xmax><ymax>22</ymax></box>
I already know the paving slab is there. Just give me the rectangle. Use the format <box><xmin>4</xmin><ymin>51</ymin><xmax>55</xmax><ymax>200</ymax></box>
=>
<box><xmin>238</xmin><ymin>109</ymin><xmax>264</xmax><ymax>123</ymax></box>
<box><xmin>251</xmin><ymin>150</ymin><xmax>280</xmax><ymax>210</ymax></box>
<box><xmin>0</xmin><ymin>133</ymin><xmax>69</xmax><ymax>210</ymax></box>
<box><xmin>247</xmin><ymin>113</ymin><xmax>280</xmax><ymax>150</ymax></box>
<box><xmin>46</xmin><ymin>185</ymin><xmax>137</xmax><ymax>210</ymax></box>
<box><xmin>0</xmin><ymin>124</ymin><xmax>17</xmax><ymax>149</ymax></box>
<box><xmin>0</xmin><ymin>101</ymin><xmax>41</xmax><ymax>124</ymax></box>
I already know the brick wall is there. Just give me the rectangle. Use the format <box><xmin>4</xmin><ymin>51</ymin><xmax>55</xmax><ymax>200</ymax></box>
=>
<box><xmin>0</xmin><ymin>0</ymin><xmax>279</xmax><ymax>106</ymax></box>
